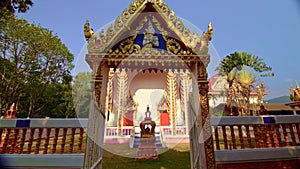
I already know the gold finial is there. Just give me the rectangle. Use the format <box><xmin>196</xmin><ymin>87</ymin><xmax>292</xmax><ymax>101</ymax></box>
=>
<box><xmin>10</xmin><ymin>103</ymin><xmax>16</xmax><ymax>111</ymax></box>
<box><xmin>290</xmin><ymin>80</ymin><xmax>300</xmax><ymax>101</ymax></box>
<box><xmin>84</xmin><ymin>20</ymin><xmax>94</xmax><ymax>41</ymax></box>
<box><xmin>207</xmin><ymin>22</ymin><xmax>213</xmax><ymax>41</ymax></box>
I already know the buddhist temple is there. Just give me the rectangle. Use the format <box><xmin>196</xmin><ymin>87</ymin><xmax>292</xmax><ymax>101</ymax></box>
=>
<box><xmin>83</xmin><ymin>0</ymin><xmax>215</xmax><ymax>168</ymax></box>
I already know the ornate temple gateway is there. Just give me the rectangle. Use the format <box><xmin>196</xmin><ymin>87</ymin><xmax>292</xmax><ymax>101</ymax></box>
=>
<box><xmin>83</xmin><ymin>0</ymin><xmax>215</xmax><ymax>168</ymax></box>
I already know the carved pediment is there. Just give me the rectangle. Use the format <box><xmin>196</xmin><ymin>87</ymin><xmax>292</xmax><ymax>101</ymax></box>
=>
<box><xmin>85</xmin><ymin>0</ymin><xmax>213</xmax><ymax>57</ymax></box>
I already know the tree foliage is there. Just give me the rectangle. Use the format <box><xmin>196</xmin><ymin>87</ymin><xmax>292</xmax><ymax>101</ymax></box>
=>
<box><xmin>72</xmin><ymin>72</ymin><xmax>92</xmax><ymax>118</ymax></box>
<box><xmin>0</xmin><ymin>0</ymin><xmax>33</xmax><ymax>14</ymax></box>
<box><xmin>0</xmin><ymin>13</ymin><xmax>74</xmax><ymax>117</ymax></box>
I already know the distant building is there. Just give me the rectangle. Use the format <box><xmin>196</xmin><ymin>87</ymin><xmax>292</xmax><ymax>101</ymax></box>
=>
<box><xmin>208</xmin><ymin>74</ymin><xmax>266</xmax><ymax>108</ymax></box>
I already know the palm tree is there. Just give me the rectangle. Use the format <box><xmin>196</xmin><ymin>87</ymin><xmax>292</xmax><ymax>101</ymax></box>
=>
<box><xmin>216</xmin><ymin>52</ymin><xmax>273</xmax><ymax>116</ymax></box>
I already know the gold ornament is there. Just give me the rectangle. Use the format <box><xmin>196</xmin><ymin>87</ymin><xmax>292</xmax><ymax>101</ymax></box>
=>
<box><xmin>166</xmin><ymin>39</ymin><xmax>181</xmax><ymax>54</ymax></box>
<box><xmin>106</xmin><ymin>24</ymin><xmax>115</xmax><ymax>41</ymax></box>
<box><xmin>170</xmin><ymin>11</ymin><xmax>177</xmax><ymax>24</ymax></box>
<box><xmin>122</xmin><ymin>9</ymin><xmax>129</xmax><ymax>22</ymax></box>
<box><xmin>114</xmin><ymin>16</ymin><xmax>123</xmax><ymax>32</ymax></box>
<box><xmin>84</xmin><ymin>20</ymin><xmax>94</xmax><ymax>41</ymax></box>
<box><xmin>119</xmin><ymin>38</ymin><xmax>141</xmax><ymax>54</ymax></box>
<box><xmin>128</xmin><ymin>2</ymin><xmax>137</xmax><ymax>14</ymax></box>
<box><xmin>162</xmin><ymin>3</ymin><xmax>170</xmax><ymax>15</ymax></box>
<box><xmin>207</xmin><ymin>22</ymin><xmax>213</xmax><ymax>41</ymax></box>
<box><xmin>176</xmin><ymin>19</ymin><xmax>184</xmax><ymax>32</ymax></box>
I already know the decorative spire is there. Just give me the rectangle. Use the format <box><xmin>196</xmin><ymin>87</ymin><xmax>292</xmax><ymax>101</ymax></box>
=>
<box><xmin>83</xmin><ymin>20</ymin><xmax>94</xmax><ymax>41</ymax></box>
<box><xmin>10</xmin><ymin>103</ymin><xmax>16</xmax><ymax>111</ymax></box>
<box><xmin>145</xmin><ymin>105</ymin><xmax>151</xmax><ymax>118</ymax></box>
<box><xmin>207</xmin><ymin>22</ymin><xmax>213</xmax><ymax>41</ymax></box>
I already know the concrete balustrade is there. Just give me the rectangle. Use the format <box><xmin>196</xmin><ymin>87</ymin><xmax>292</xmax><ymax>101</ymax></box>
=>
<box><xmin>0</xmin><ymin>118</ymin><xmax>87</xmax><ymax>154</ymax></box>
<box><xmin>211</xmin><ymin>116</ymin><xmax>300</xmax><ymax>150</ymax></box>
<box><xmin>0</xmin><ymin>116</ymin><xmax>299</xmax><ymax>168</ymax></box>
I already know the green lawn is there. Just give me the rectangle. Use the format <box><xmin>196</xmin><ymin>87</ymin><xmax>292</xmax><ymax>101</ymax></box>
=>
<box><xmin>102</xmin><ymin>144</ymin><xmax>191</xmax><ymax>169</ymax></box>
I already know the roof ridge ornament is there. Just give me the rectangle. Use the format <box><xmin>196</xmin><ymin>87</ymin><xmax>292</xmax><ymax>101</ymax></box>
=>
<box><xmin>129</xmin><ymin>1</ymin><xmax>137</xmax><ymax>14</ymax></box>
<box><xmin>84</xmin><ymin>20</ymin><xmax>95</xmax><ymax>41</ymax></box>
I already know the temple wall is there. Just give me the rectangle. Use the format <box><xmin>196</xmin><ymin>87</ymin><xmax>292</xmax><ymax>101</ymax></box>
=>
<box><xmin>128</xmin><ymin>71</ymin><xmax>167</xmax><ymax>122</ymax></box>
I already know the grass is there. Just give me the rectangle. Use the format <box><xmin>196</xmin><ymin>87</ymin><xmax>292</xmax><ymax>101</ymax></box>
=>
<box><xmin>102</xmin><ymin>143</ymin><xmax>191</xmax><ymax>169</ymax></box>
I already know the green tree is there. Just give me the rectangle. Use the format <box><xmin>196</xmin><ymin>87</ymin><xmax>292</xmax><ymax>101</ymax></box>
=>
<box><xmin>216</xmin><ymin>52</ymin><xmax>273</xmax><ymax>116</ymax></box>
<box><xmin>0</xmin><ymin>13</ymin><xmax>74</xmax><ymax>117</ymax></box>
<box><xmin>0</xmin><ymin>0</ymin><xmax>33</xmax><ymax>14</ymax></box>
<box><xmin>72</xmin><ymin>72</ymin><xmax>92</xmax><ymax>118</ymax></box>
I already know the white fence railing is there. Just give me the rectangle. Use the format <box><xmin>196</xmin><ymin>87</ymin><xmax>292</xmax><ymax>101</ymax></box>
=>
<box><xmin>161</xmin><ymin>126</ymin><xmax>188</xmax><ymax>136</ymax></box>
<box><xmin>104</xmin><ymin>126</ymin><xmax>133</xmax><ymax>137</ymax></box>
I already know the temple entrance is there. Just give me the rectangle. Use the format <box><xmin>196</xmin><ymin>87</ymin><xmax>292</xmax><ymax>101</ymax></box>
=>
<box><xmin>83</xmin><ymin>1</ymin><xmax>215</xmax><ymax>168</ymax></box>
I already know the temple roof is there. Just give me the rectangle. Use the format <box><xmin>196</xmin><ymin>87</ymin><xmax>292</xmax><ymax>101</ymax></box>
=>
<box><xmin>84</xmin><ymin>0</ymin><xmax>213</xmax><ymax>70</ymax></box>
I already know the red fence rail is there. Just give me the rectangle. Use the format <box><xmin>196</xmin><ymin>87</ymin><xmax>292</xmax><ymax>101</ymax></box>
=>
<box><xmin>0</xmin><ymin>118</ymin><xmax>87</xmax><ymax>154</ymax></box>
<box><xmin>211</xmin><ymin>116</ymin><xmax>300</xmax><ymax>150</ymax></box>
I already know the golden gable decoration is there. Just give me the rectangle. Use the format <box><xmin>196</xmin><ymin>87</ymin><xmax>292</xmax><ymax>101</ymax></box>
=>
<box><xmin>84</xmin><ymin>0</ymin><xmax>213</xmax><ymax>59</ymax></box>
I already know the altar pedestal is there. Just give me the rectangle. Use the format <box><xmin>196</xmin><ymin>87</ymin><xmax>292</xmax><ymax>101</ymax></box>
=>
<box><xmin>135</xmin><ymin>106</ymin><xmax>159</xmax><ymax>161</ymax></box>
<box><xmin>136</xmin><ymin>137</ymin><xmax>158</xmax><ymax>161</ymax></box>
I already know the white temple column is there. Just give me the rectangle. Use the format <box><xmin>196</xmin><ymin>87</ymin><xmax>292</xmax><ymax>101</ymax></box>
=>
<box><xmin>167</xmin><ymin>71</ymin><xmax>177</xmax><ymax>135</ymax></box>
<box><xmin>116</xmin><ymin>69</ymin><xmax>128</xmax><ymax>136</ymax></box>
<box><xmin>180</xmin><ymin>70</ymin><xmax>190</xmax><ymax>135</ymax></box>
<box><xmin>106</xmin><ymin>69</ymin><xmax>115</xmax><ymax>126</ymax></box>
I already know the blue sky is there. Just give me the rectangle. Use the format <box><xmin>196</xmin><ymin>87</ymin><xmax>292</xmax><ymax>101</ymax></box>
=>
<box><xmin>16</xmin><ymin>0</ymin><xmax>300</xmax><ymax>99</ymax></box>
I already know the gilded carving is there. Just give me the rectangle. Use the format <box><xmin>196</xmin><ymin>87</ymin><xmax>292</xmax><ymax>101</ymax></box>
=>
<box><xmin>176</xmin><ymin>19</ymin><xmax>184</xmax><ymax>32</ymax></box>
<box><xmin>86</xmin><ymin>0</ymin><xmax>213</xmax><ymax>56</ymax></box>
<box><xmin>119</xmin><ymin>38</ymin><xmax>141</xmax><ymax>54</ymax></box>
<box><xmin>133</xmin><ymin>16</ymin><xmax>148</xmax><ymax>35</ymax></box>
<box><xmin>122</xmin><ymin>9</ymin><xmax>129</xmax><ymax>22</ymax></box>
<box><xmin>97</xmin><ymin>29</ymin><xmax>107</xmax><ymax>45</ymax></box>
<box><xmin>87</xmin><ymin>36</ymin><xmax>98</xmax><ymax>52</ymax></box>
<box><xmin>136</xmin><ymin>0</ymin><xmax>146</xmax><ymax>7</ymax></box>
<box><xmin>166</xmin><ymin>39</ymin><xmax>181</xmax><ymax>54</ymax></box>
<box><xmin>197</xmin><ymin>62</ymin><xmax>216</xmax><ymax>168</ymax></box>
<box><xmin>205</xmin><ymin>138</ymin><xmax>216</xmax><ymax>168</ymax></box>
<box><xmin>162</xmin><ymin>3</ymin><xmax>170</xmax><ymax>15</ymax></box>
<box><xmin>128</xmin><ymin>2</ymin><xmax>137</xmax><ymax>14</ymax></box>
<box><xmin>106</xmin><ymin>25</ymin><xmax>115</xmax><ymax>41</ymax></box>
<box><xmin>198</xmin><ymin>62</ymin><xmax>208</xmax><ymax>79</ymax></box>
<box><xmin>199</xmin><ymin>22</ymin><xmax>213</xmax><ymax>54</ymax></box>
<box><xmin>152</xmin><ymin>16</ymin><xmax>168</xmax><ymax>38</ymax></box>
<box><xmin>156</xmin><ymin>0</ymin><xmax>163</xmax><ymax>7</ymax></box>
<box><xmin>114</xmin><ymin>16</ymin><xmax>123</xmax><ymax>32</ymax></box>
<box><xmin>94</xmin><ymin>79</ymin><xmax>102</xmax><ymax>107</ymax></box>
<box><xmin>191</xmin><ymin>32</ymin><xmax>200</xmax><ymax>48</ymax></box>
<box><xmin>207</xmin><ymin>22</ymin><xmax>213</xmax><ymax>41</ymax></box>
<box><xmin>289</xmin><ymin>81</ymin><xmax>300</xmax><ymax>101</ymax></box>
<box><xmin>84</xmin><ymin>20</ymin><xmax>95</xmax><ymax>41</ymax></box>
<box><xmin>183</xmin><ymin>27</ymin><xmax>192</xmax><ymax>41</ymax></box>
<box><xmin>142</xmin><ymin>21</ymin><xmax>159</xmax><ymax>48</ymax></box>
<box><xmin>170</xmin><ymin>11</ymin><xmax>177</xmax><ymax>24</ymax></box>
